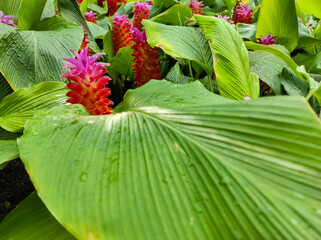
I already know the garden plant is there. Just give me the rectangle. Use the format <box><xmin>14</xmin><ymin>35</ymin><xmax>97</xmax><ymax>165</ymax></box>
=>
<box><xmin>0</xmin><ymin>0</ymin><xmax>321</xmax><ymax>239</ymax></box>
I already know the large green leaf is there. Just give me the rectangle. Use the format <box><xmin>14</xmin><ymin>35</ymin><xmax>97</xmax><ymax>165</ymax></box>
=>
<box><xmin>143</xmin><ymin>20</ymin><xmax>213</xmax><ymax>76</ymax></box>
<box><xmin>0</xmin><ymin>140</ymin><xmax>19</xmax><ymax>165</ymax></box>
<box><xmin>108</xmin><ymin>46</ymin><xmax>134</xmax><ymax>77</ymax></box>
<box><xmin>151</xmin><ymin>4</ymin><xmax>192</xmax><ymax>26</ymax></box>
<box><xmin>0</xmin><ymin>192</ymin><xmax>76</xmax><ymax>240</ymax></box>
<box><xmin>18</xmin><ymin>80</ymin><xmax>321</xmax><ymax>240</ymax></box>
<box><xmin>18</xmin><ymin>0</ymin><xmax>47</xmax><ymax>30</ymax></box>
<box><xmin>0</xmin><ymin>16</ymin><xmax>83</xmax><ymax>90</ymax></box>
<box><xmin>256</xmin><ymin>0</ymin><xmax>299</xmax><ymax>52</ymax></box>
<box><xmin>297</xmin><ymin>0</ymin><xmax>321</xmax><ymax>19</ymax></box>
<box><xmin>195</xmin><ymin>15</ymin><xmax>259</xmax><ymax>100</ymax></box>
<box><xmin>0</xmin><ymin>82</ymin><xmax>68</xmax><ymax>132</ymax></box>
<box><xmin>0</xmin><ymin>73</ymin><xmax>13</xmax><ymax>101</ymax></box>
<box><xmin>0</xmin><ymin>0</ymin><xmax>21</xmax><ymax>21</ymax></box>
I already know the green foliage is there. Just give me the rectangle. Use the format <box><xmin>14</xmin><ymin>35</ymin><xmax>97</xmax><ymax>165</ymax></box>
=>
<box><xmin>196</xmin><ymin>15</ymin><xmax>260</xmax><ymax>100</ymax></box>
<box><xmin>0</xmin><ymin>140</ymin><xmax>19</xmax><ymax>165</ymax></box>
<box><xmin>109</xmin><ymin>46</ymin><xmax>134</xmax><ymax>77</ymax></box>
<box><xmin>257</xmin><ymin>0</ymin><xmax>299</xmax><ymax>52</ymax></box>
<box><xmin>0</xmin><ymin>192</ymin><xmax>76</xmax><ymax>240</ymax></box>
<box><xmin>18</xmin><ymin>80</ymin><xmax>321</xmax><ymax>239</ymax></box>
<box><xmin>0</xmin><ymin>82</ymin><xmax>68</xmax><ymax>132</ymax></box>
<box><xmin>18</xmin><ymin>0</ymin><xmax>47</xmax><ymax>30</ymax></box>
<box><xmin>144</xmin><ymin>20</ymin><xmax>213</xmax><ymax>76</ymax></box>
<box><xmin>297</xmin><ymin>0</ymin><xmax>321</xmax><ymax>18</ymax></box>
<box><xmin>151</xmin><ymin>4</ymin><xmax>192</xmax><ymax>26</ymax></box>
<box><xmin>0</xmin><ymin>16</ymin><xmax>83</xmax><ymax>90</ymax></box>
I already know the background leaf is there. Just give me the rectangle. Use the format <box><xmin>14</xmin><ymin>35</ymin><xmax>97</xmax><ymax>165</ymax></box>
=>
<box><xmin>0</xmin><ymin>140</ymin><xmax>19</xmax><ymax>165</ymax></box>
<box><xmin>151</xmin><ymin>4</ymin><xmax>192</xmax><ymax>26</ymax></box>
<box><xmin>0</xmin><ymin>0</ymin><xmax>22</xmax><ymax>22</ymax></box>
<box><xmin>256</xmin><ymin>0</ymin><xmax>299</xmax><ymax>52</ymax></box>
<box><xmin>143</xmin><ymin>20</ymin><xmax>213</xmax><ymax>75</ymax></box>
<box><xmin>0</xmin><ymin>16</ymin><xmax>83</xmax><ymax>90</ymax></box>
<box><xmin>0</xmin><ymin>82</ymin><xmax>68</xmax><ymax>132</ymax></box>
<box><xmin>196</xmin><ymin>15</ymin><xmax>259</xmax><ymax>100</ymax></box>
<box><xmin>0</xmin><ymin>192</ymin><xmax>76</xmax><ymax>240</ymax></box>
<box><xmin>0</xmin><ymin>73</ymin><xmax>13</xmax><ymax>101</ymax></box>
<box><xmin>18</xmin><ymin>0</ymin><xmax>47</xmax><ymax>30</ymax></box>
<box><xmin>297</xmin><ymin>0</ymin><xmax>321</xmax><ymax>19</ymax></box>
<box><xmin>18</xmin><ymin>80</ymin><xmax>321</xmax><ymax>240</ymax></box>
<box><xmin>108</xmin><ymin>46</ymin><xmax>134</xmax><ymax>77</ymax></box>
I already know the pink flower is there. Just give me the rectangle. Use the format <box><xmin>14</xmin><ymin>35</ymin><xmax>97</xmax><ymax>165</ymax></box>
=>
<box><xmin>112</xmin><ymin>14</ymin><xmax>133</xmax><ymax>55</ymax></box>
<box><xmin>61</xmin><ymin>47</ymin><xmax>113</xmax><ymax>115</ymax></box>
<box><xmin>232</xmin><ymin>1</ymin><xmax>253</xmax><ymax>24</ymax></box>
<box><xmin>0</xmin><ymin>11</ymin><xmax>17</xmax><ymax>27</ymax></box>
<box><xmin>217</xmin><ymin>14</ymin><xmax>233</xmax><ymax>23</ymax></box>
<box><xmin>257</xmin><ymin>34</ymin><xmax>277</xmax><ymax>45</ymax></box>
<box><xmin>79</xmin><ymin>28</ymin><xmax>91</xmax><ymax>55</ymax></box>
<box><xmin>189</xmin><ymin>0</ymin><xmax>203</xmax><ymax>15</ymax></box>
<box><xmin>131</xmin><ymin>28</ymin><xmax>162</xmax><ymax>87</ymax></box>
<box><xmin>133</xmin><ymin>2</ymin><xmax>151</xmax><ymax>31</ymax></box>
<box><xmin>85</xmin><ymin>11</ymin><xmax>97</xmax><ymax>24</ymax></box>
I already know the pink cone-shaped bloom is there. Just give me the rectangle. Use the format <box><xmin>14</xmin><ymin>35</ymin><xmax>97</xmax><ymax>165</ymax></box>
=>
<box><xmin>257</xmin><ymin>34</ymin><xmax>277</xmax><ymax>45</ymax></box>
<box><xmin>232</xmin><ymin>1</ymin><xmax>253</xmax><ymax>24</ymax></box>
<box><xmin>189</xmin><ymin>0</ymin><xmax>203</xmax><ymax>15</ymax></box>
<box><xmin>118</xmin><ymin>0</ymin><xmax>127</xmax><ymax>4</ymax></box>
<box><xmin>61</xmin><ymin>47</ymin><xmax>113</xmax><ymax>115</ymax></box>
<box><xmin>112</xmin><ymin>14</ymin><xmax>132</xmax><ymax>54</ymax></box>
<box><xmin>133</xmin><ymin>2</ymin><xmax>151</xmax><ymax>31</ymax></box>
<box><xmin>107</xmin><ymin>0</ymin><xmax>117</xmax><ymax>16</ymax></box>
<box><xmin>0</xmin><ymin>11</ymin><xmax>17</xmax><ymax>27</ymax></box>
<box><xmin>131</xmin><ymin>28</ymin><xmax>162</xmax><ymax>87</ymax></box>
<box><xmin>217</xmin><ymin>14</ymin><xmax>233</xmax><ymax>23</ymax></box>
<box><xmin>85</xmin><ymin>11</ymin><xmax>97</xmax><ymax>24</ymax></box>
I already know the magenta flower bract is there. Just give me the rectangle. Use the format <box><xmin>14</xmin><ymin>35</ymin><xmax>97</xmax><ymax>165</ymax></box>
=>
<box><xmin>0</xmin><ymin>11</ymin><xmax>17</xmax><ymax>27</ymax></box>
<box><xmin>85</xmin><ymin>11</ymin><xmax>97</xmax><ymax>24</ymax></box>
<box><xmin>257</xmin><ymin>34</ymin><xmax>277</xmax><ymax>45</ymax></box>
<box><xmin>133</xmin><ymin>2</ymin><xmax>151</xmax><ymax>31</ymax></box>
<box><xmin>232</xmin><ymin>1</ymin><xmax>253</xmax><ymax>24</ymax></box>
<box><xmin>189</xmin><ymin>0</ymin><xmax>203</xmax><ymax>15</ymax></box>
<box><xmin>217</xmin><ymin>14</ymin><xmax>233</xmax><ymax>23</ymax></box>
<box><xmin>112</xmin><ymin>14</ymin><xmax>133</xmax><ymax>55</ymax></box>
<box><xmin>61</xmin><ymin>47</ymin><xmax>113</xmax><ymax>115</ymax></box>
<box><xmin>131</xmin><ymin>28</ymin><xmax>162</xmax><ymax>87</ymax></box>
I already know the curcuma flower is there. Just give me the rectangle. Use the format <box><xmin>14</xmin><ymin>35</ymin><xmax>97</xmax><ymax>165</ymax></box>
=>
<box><xmin>232</xmin><ymin>1</ymin><xmax>253</xmax><ymax>24</ymax></box>
<box><xmin>79</xmin><ymin>29</ymin><xmax>91</xmax><ymax>55</ymax></box>
<box><xmin>107</xmin><ymin>0</ymin><xmax>118</xmax><ymax>16</ymax></box>
<box><xmin>133</xmin><ymin>2</ymin><xmax>151</xmax><ymax>31</ymax></box>
<box><xmin>61</xmin><ymin>47</ymin><xmax>113</xmax><ymax>115</ymax></box>
<box><xmin>189</xmin><ymin>0</ymin><xmax>203</xmax><ymax>15</ymax></box>
<box><xmin>85</xmin><ymin>11</ymin><xmax>97</xmax><ymax>24</ymax></box>
<box><xmin>131</xmin><ymin>28</ymin><xmax>162</xmax><ymax>87</ymax></box>
<box><xmin>112</xmin><ymin>14</ymin><xmax>132</xmax><ymax>55</ymax></box>
<box><xmin>257</xmin><ymin>34</ymin><xmax>277</xmax><ymax>45</ymax></box>
<box><xmin>0</xmin><ymin>11</ymin><xmax>17</xmax><ymax>27</ymax></box>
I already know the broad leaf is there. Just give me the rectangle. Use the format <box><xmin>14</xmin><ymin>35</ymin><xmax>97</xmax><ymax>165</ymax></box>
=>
<box><xmin>292</xmin><ymin>53</ymin><xmax>315</xmax><ymax>71</ymax></box>
<box><xmin>108</xmin><ymin>46</ymin><xmax>134</xmax><ymax>77</ymax></box>
<box><xmin>0</xmin><ymin>73</ymin><xmax>13</xmax><ymax>101</ymax></box>
<box><xmin>19</xmin><ymin>80</ymin><xmax>321</xmax><ymax>240</ymax></box>
<box><xmin>165</xmin><ymin>62</ymin><xmax>192</xmax><ymax>84</ymax></box>
<box><xmin>249</xmin><ymin>51</ymin><xmax>287</xmax><ymax>95</ymax></box>
<box><xmin>297</xmin><ymin>0</ymin><xmax>321</xmax><ymax>19</ymax></box>
<box><xmin>278</xmin><ymin>67</ymin><xmax>310</xmax><ymax>96</ymax></box>
<box><xmin>0</xmin><ymin>0</ymin><xmax>21</xmax><ymax>21</ymax></box>
<box><xmin>18</xmin><ymin>0</ymin><xmax>47</xmax><ymax>30</ymax></box>
<box><xmin>0</xmin><ymin>82</ymin><xmax>68</xmax><ymax>132</ymax></box>
<box><xmin>0</xmin><ymin>16</ymin><xmax>83</xmax><ymax>90</ymax></box>
<box><xmin>0</xmin><ymin>140</ymin><xmax>19</xmax><ymax>165</ymax></box>
<box><xmin>195</xmin><ymin>15</ymin><xmax>260</xmax><ymax>100</ymax></box>
<box><xmin>297</xmin><ymin>21</ymin><xmax>321</xmax><ymax>49</ymax></box>
<box><xmin>151</xmin><ymin>4</ymin><xmax>192</xmax><ymax>26</ymax></box>
<box><xmin>310</xmin><ymin>52</ymin><xmax>321</xmax><ymax>74</ymax></box>
<box><xmin>143</xmin><ymin>20</ymin><xmax>213</xmax><ymax>76</ymax></box>
<box><xmin>222</xmin><ymin>0</ymin><xmax>236</xmax><ymax>9</ymax></box>
<box><xmin>237</xmin><ymin>23</ymin><xmax>257</xmax><ymax>42</ymax></box>
<box><xmin>0</xmin><ymin>192</ymin><xmax>76</xmax><ymax>240</ymax></box>
<box><xmin>256</xmin><ymin>0</ymin><xmax>299</xmax><ymax>52</ymax></box>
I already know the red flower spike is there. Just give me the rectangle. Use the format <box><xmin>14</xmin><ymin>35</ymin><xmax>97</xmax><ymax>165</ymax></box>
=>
<box><xmin>107</xmin><ymin>0</ymin><xmax>117</xmax><ymax>16</ymax></box>
<box><xmin>77</xmin><ymin>0</ymin><xmax>83</xmax><ymax>3</ymax></box>
<box><xmin>232</xmin><ymin>1</ymin><xmax>253</xmax><ymax>24</ymax></box>
<box><xmin>257</xmin><ymin>34</ymin><xmax>277</xmax><ymax>45</ymax></box>
<box><xmin>97</xmin><ymin>0</ymin><xmax>104</xmax><ymax>7</ymax></box>
<box><xmin>189</xmin><ymin>0</ymin><xmax>203</xmax><ymax>15</ymax></box>
<box><xmin>61</xmin><ymin>47</ymin><xmax>113</xmax><ymax>115</ymax></box>
<box><xmin>85</xmin><ymin>11</ymin><xmax>98</xmax><ymax>24</ymax></box>
<box><xmin>112</xmin><ymin>14</ymin><xmax>133</xmax><ymax>54</ymax></box>
<box><xmin>118</xmin><ymin>0</ymin><xmax>127</xmax><ymax>4</ymax></box>
<box><xmin>131</xmin><ymin>28</ymin><xmax>162</xmax><ymax>87</ymax></box>
<box><xmin>79</xmin><ymin>29</ymin><xmax>91</xmax><ymax>55</ymax></box>
<box><xmin>133</xmin><ymin>2</ymin><xmax>151</xmax><ymax>31</ymax></box>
